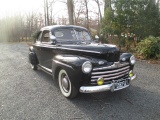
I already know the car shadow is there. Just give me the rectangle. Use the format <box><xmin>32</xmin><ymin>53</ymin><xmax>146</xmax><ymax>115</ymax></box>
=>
<box><xmin>33</xmin><ymin>69</ymin><xmax>160</xmax><ymax>120</ymax></box>
<box><xmin>68</xmin><ymin>85</ymin><xmax>160</xmax><ymax>120</ymax></box>
<box><xmin>33</xmin><ymin>68</ymin><xmax>60</xmax><ymax>89</ymax></box>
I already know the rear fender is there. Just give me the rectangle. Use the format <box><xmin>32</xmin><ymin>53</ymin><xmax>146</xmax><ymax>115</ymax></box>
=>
<box><xmin>29</xmin><ymin>46</ymin><xmax>39</xmax><ymax>65</ymax></box>
<box><xmin>29</xmin><ymin>46</ymin><xmax>35</xmax><ymax>52</ymax></box>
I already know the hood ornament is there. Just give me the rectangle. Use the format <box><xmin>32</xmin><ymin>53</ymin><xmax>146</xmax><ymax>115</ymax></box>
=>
<box><xmin>98</xmin><ymin>61</ymin><xmax>104</xmax><ymax>65</ymax></box>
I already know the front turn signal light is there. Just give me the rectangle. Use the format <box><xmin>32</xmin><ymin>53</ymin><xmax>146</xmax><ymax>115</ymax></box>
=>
<box><xmin>129</xmin><ymin>70</ymin><xmax>134</xmax><ymax>77</ymax></box>
<box><xmin>97</xmin><ymin>77</ymin><xmax>104</xmax><ymax>85</ymax></box>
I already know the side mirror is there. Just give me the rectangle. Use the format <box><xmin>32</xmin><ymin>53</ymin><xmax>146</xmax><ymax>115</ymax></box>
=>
<box><xmin>95</xmin><ymin>35</ymin><xmax>99</xmax><ymax>40</ymax></box>
<box><xmin>94</xmin><ymin>35</ymin><xmax>99</xmax><ymax>43</ymax></box>
<box><xmin>50</xmin><ymin>35</ymin><xmax>57</xmax><ymax>45</ymax></box>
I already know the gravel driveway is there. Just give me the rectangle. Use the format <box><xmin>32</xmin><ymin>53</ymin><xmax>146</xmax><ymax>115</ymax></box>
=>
<box><xmin>0</xmin><ymin>43</ymin><xmax>160</xmax><ymax>120</ymax></box>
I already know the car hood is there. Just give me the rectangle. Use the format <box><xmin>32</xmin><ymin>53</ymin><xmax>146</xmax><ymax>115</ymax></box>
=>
<box><xmin>56</xmin><ymin>43</ymin><xmax>120</xmax><ymax>62</ymax></box>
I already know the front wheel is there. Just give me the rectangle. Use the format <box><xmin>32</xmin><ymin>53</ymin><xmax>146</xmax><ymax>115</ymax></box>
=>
<box><xmin>58</xmin><ymin>69</ymin><xmax>78</xmax><ymax>98</ymax></box>
<box><xmin>30</xmin><ymin>64</ymin><xmax>37</xmax><ymax>70</ymax></box>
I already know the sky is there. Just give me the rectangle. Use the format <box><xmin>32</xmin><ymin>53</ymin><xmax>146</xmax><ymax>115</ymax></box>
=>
<box><xmin>0</xmin><ymin>0</ymin><xmax>101</xmax><ymax>20</ymax></box>
<box><xmin>0</xmin><ymin>0</ymin><xmax>67</xmax><ymax>19</ymax></box>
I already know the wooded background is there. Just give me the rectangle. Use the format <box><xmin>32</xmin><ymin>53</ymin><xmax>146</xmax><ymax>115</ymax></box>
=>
<box><xmin>0</xmin><ymin>0</ymin><xmax>160</xmax><ymax>43</ymax></box>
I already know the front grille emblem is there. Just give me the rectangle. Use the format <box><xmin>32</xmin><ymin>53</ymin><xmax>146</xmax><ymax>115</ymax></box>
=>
<box><xmin>114</xmin><ymin>62</ymin><xmax>120</xmax><ymax>68</ymax></box>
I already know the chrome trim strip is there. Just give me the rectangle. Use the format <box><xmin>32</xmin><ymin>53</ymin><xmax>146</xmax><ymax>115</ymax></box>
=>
<box><xmin>80</xmin><ymin>74</ymin><xmax>137</xmax><ymax>93</ymax></box>
<box><xmin>57</xmin><ymin>47</ymin><xmax>101</xmax><ymax>54</ymax></box>
<box><xmin>79</xmin><ymin>82</ymin><xmax>130</xmax><ymax>93</ymax></box>
<box><xmin>91</xmin><ymin>73</ymin><xmax>128</xmax><ymax>81</ymax></box>
<box><xmin>34</xmin><ymin>44</ymin><xmax>101</xmax><ymax>54</ymax></box>
<box><xmin>131</xmin><ymin>74</ymin><xmax>136</xmax><ymax>81</ymax></box>
<box><xmin>91</xmin><ymin>66</ymin><xmax>130</xmax><ymax>75</ymax></box>
<box><xmin>81</xmin><ymin>74</ymin><xmax>136</xmax><ymax>93</ymax></box>
<box><xmin>93</xmin><ymin>62</ymin><xmax>129</xmax><ymax>71</ymax></box>
<box><xmin>53</xmin><ymin>60</ymin><xmax>73</xmax><ymax>69</ymax></box>
<box><xmin>38</xmin><ymin>65</ymin><xmax>52</xmax><ymax>75</ymax></box>
<box><xmin>79</xmin><ymin>84</ymin><xmax>113</xmax><ymax>93</ymax></box>
<box><xmin>91</xmin><ymin>69</ymin><xmax>129</xmax><ymax>78</ymax></box>
<box><xmin>90</xmin><ymin>81</ymin><xmax>112</xmax><ymax>85</ymax></box>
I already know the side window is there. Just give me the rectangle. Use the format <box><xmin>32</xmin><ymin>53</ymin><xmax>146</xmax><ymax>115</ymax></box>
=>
<box><xmin>54</xmin><ymin>29</ymin><xmax>75</xmax><ymax>40</ymax></box>
<box><xmin>37</xmin><ymin>32</ymin><xmax>42</xmax><ymax>42</ymax></box>
<box><xmin>41</xmin><ymin>30</ymin><xmax>50</xmax><ymax>43</ymax></box>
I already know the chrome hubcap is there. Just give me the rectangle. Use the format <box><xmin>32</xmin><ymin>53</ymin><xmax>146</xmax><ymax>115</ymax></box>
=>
<box><xmin>61</xmin><ymin>76</ymin><xmax>69</xmax><ymax>93</ymax></box>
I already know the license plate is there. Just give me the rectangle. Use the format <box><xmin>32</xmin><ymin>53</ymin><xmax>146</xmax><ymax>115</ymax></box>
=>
<box><xmin>113</xmin><ymin>79</ymin><xmax>129</xmax><ymax>91</ymax></box>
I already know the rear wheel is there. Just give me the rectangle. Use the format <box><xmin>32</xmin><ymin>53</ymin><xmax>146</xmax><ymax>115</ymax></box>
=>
<box><xmin>29</xmin><ymin>52</ymin><xmax>38</xmax><ymax>70</ymax></box>
<box><xmin>58</xmin><ymin>69</ymin><xmax>78</xmax><ymax>98</ymax></box>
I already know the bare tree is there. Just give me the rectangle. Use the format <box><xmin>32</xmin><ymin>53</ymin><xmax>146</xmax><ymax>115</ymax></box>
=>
<box><xmin>48</xmin><ymin>0</ymin><xmax>57</xmax><ymax>25</ymax></box>
<box><xmin>44</xmin><ymin>0</ymin><xmax>50</xmax><ymax>25</ymax></box>
<box><xmin>93</xmin><ymin>0</ymin><xmax>103</xmax><ymax>34</ymax></box>
<box><xmin>67</xmin><ymin>0</ymin><xmax>74</xmax><ymax>25</ymax></box>
<box><xmin>74</xmin><ymin>0</ymin><xmax>85</xmax><ymax>25</ymax></box>
<box><xmin>46</xmin><ymin>0</ymin><xmax>50</xmax><ymax>25</ymax></box>
<box><xmin>44</xmin><ymin>0</ymin><xmax>47</xmax><ymax>26</ymax></box>
<box><xmin>94</xmin><ymin>0</ymin><xmax>102</xmax><ymax>21</ymax></box>
<box><xmin>44</xmin><ymin>0</ymin><xmax>57</xmax><ymax>26</ymax></box>
<box><xmin>84</xmin><ymin>0</ymin><xmax>89</xmax><ymax>29</ymax></box>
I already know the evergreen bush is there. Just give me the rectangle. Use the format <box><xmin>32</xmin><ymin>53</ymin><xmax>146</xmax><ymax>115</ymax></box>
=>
<box><xmin>136</xmin><ymin>36</ymin><xmax>160</xmax><ymax>59</ymax></box>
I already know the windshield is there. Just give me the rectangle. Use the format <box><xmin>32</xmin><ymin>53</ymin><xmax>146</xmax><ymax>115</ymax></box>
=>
<box><xmin>53</xmin><ymin>28</ymin><xmax>92</xmax><ymax>41</ymax></box>
<box><xmin>74</xmin><ymin>29</ymin><xmax>92</xmax><ymax>41</ymax></box>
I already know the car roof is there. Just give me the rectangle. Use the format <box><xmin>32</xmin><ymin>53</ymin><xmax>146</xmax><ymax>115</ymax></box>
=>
<box><xmin>40</xmin><ymin>25</ymin><xmax>88</xmax><ymax>31</ymax></box>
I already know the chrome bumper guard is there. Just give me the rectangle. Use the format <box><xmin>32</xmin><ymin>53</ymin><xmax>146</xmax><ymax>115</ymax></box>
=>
<box><xmin>79</xmin><ymin>74</ymin><xmax>136</xmax><ymax>93</ymax></box>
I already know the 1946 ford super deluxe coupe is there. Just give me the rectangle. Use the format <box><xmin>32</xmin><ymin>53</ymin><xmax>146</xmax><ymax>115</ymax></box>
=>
<box><xmin>29</xmin><ymin>25</ymin><xmax>136</xmax><ymax>98</ymax></box>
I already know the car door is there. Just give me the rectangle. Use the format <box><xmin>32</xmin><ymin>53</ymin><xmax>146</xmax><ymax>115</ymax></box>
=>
<box><xmin>34</xmin><ymin>30</ymin><xmax>56</xmax><ymax>69</ymax></box>
<box><xmin>41</xmin><ymin>30</ymin><xmax>57</xmax><ymax>69</ymax></box>
<box><xmin>33</xmin><ymin>31</ymin><xmax>43</xmax><ymax>65</ymax></box>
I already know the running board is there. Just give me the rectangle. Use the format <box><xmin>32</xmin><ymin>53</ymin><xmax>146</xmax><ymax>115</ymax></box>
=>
<box><xmin>38</xmin><ymin>65</ymin><xmax>52</xmax><ymax>75</ymax></box>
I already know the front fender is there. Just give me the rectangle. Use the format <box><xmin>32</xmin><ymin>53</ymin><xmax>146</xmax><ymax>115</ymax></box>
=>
<box><xmin>120</xmin><ymin>53</ymin><xmax>132</xmax><ymax>62</ymax></box>
<box><xmin>120</xmin><ymin>53</ymin><xmax>134</xmax><ymax>69</ymax></box>
<box><xmin>52</xmin><ymin>55</ymin><xmax>91</xmax><ymax>88</ymax></box>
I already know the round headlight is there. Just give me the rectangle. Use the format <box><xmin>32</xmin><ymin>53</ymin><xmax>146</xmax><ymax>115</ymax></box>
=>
<box><xmin>130</xmin><ymin>55</ymin><xmax>136</xmax><ymax>65</ymax></box>
<box><xmin>82</xmin><ymin>61</ymin><xmax>92</xmax><ymax>73</ymax></box>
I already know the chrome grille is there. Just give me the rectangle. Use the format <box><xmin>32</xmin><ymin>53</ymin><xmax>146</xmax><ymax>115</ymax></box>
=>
<box><xmin>91</xmin><ymin>62</ymin><xmax>130</xmax><ymax>85</ymax></box>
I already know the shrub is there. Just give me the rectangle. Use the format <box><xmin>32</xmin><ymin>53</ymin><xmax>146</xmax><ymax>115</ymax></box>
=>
<box><xmin>136</xmin><ymin>36</ymin><xmax>160</xmax><ymax>59</ymax></box>
<box><xmin>119</xmin><ymin>37</ymin><xmax>126</xmax><ymax>47</ymax></box>
<box><xmin>31</xmin><ymin>30</ymin><xmax>41</xmax><ymax>40</ymax></box>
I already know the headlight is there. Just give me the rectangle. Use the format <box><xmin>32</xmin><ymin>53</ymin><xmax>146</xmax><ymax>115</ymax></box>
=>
<box><xmin>130</xmin><ymin>55</ymin><xmax>136</xmax><ymax>65</ymax></box>
<box><xmin>82</xmin><ymin>61</ymin><xmax>92</xmax><ymax>73</ymax></box>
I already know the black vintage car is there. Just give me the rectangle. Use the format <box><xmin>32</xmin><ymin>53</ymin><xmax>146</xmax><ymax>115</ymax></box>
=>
<box><xmin>29</xmin><ymin>25</ymin><xmax>136</xmax><ymax>98</ymax></box>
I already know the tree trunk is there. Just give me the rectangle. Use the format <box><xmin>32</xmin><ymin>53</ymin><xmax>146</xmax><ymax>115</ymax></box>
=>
<box><xmin>84</xmin><ymin>0</ymin><xmax>89</xmax><ymax>29</ymax></box>
<box><xmin>44</xmin><ymin>0</ymin><xmax>47</xmax><ymax>26</ymax></box>
<box><xmin>67</xmin><ymin>0</ymin><xmax>74</xmax><ymax>25</ymax></box>
<box><xmin>50</xmin><ymin>7</ymin><xmax>53</xmax><ymax>24</ymax></box>
<box><xmin>46</xmin><ymin>0</ymin><xmax>49</xmax><ymax>25</ymax></box>
<box><xmin>95</xmin><ymin>0</ymin><xmax>102</xmax><ymax>22</ymax></box>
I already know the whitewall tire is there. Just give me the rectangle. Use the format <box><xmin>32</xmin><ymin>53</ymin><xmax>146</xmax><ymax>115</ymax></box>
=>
<box><xmin>58</xmin><ymin>69</ymin><xmax>78</xmax><ymax>98</ymax></box>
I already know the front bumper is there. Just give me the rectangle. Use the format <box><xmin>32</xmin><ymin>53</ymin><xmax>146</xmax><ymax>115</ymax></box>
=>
<box><xmin>79</xmin><ymin>74</ymin><xmax>136</xmax><ymax>93</ymax></box>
